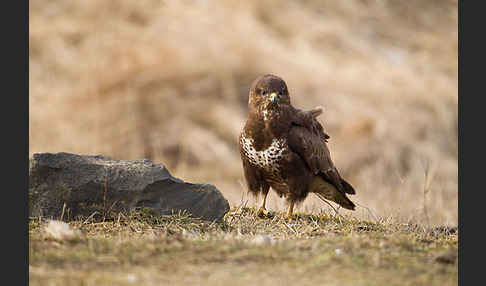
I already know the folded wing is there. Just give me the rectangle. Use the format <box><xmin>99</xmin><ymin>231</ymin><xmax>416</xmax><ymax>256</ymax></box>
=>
<box><xmin>287</xmin><ymin>119</ymin><xmax>355</xmax><ymax>196</ymax></box>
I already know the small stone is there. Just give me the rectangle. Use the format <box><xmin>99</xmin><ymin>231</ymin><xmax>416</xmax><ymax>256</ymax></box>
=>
<box><xmin>125</xmin><ymin>274</ymin><xmax>138</xmax><ymax>283</ymax></box>
<box><xmin>45</xmin><ymin>220</ymin><xmax>79</xmax><ymax>240</ymax></box>
<box><xmin>252</xmin><ymin>235</ymin><xmax>273</xmax><ymax>245</ymax></box>
<box><xmin>182</xmin><ymin>229</ymin><xmax>199</xmax><ymax>239</ymax></box>
<box><xmin>435</xmin><ymin>250</ymin><xmax>457</xmax><ymax>264</ymax></box>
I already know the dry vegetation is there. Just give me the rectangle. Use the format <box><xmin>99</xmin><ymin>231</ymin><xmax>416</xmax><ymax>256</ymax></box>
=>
<box><xmin>29</xmin><ymin>1</ymin><xmax>457</xmax><ymax>226</ymax></box>
<box><xmin>29</xmin><ymin>208</ymin><xmax>457</xmax><ymax>286</ymax></box>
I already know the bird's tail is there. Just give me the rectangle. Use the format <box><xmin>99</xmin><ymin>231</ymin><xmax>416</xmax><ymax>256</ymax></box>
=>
<box><xmin>310</xmin><ymin>176</ymin><xmax>355</xmax><ymax>210</ymax></box>
<box><xmin>341</xmin><ymin>179</ymin><xmax>356</xmax><ymax>195</ymax></box>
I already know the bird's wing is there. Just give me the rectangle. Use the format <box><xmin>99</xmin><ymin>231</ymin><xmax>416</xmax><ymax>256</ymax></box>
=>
<box><xmin>291</xmin><ymin>107</ymin><xmax>330</xmax><ymax>142</ymax></box>
<box><xmin>287</xmin><ymin>123</ymin><xmax>345</xmax><ymax>193</ymax></box>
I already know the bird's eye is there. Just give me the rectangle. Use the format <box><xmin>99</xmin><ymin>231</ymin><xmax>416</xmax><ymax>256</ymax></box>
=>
<box><xmin>261</xmin><ymin>90</ymin><xmax>266</xmax><ymax>96</ymax></box>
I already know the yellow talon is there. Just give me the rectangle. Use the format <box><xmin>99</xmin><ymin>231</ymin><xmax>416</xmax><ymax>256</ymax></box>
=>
<box><xmin>257</xmin><ymin>207</ymin><xmax>269</xmax><ymax>218</ymax></box>
<box><xmin>257</xmin><ymin>191</ymin><xmax>269</xmax><ymax>218</ymax></box>
<box><xmin>284</xmin><ymin>201</ymin><xmax>295</xmax><ymax>220</ymax></box>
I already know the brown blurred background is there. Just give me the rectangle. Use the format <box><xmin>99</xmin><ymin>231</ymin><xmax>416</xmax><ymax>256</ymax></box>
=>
<box><xmin>29</xmin><ymin>0</ymin><xmax>457</xmax><ymax>226</ymax></box>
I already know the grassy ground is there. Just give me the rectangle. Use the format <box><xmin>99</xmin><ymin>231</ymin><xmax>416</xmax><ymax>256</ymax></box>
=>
<box><xmin>29</xmin><ymin>208</ymin><xmax>457</xmax><ymax>286</ymax></box>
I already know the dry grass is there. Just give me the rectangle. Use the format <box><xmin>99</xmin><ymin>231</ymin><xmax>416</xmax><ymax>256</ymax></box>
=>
<box><xmin>29</xmin><ymin>208</ymin><xmax>458</xmax><ymax>286</ymax></box>
<box><xmin>29</xmin><ymin>0</ymin><xmax>457</xmax><ymax>226</ymax></box>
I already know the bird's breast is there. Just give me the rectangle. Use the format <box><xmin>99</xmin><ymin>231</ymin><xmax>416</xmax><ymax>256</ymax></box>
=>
<box><xmin>240</xmin><ymin>134</ymin><xmax>288</xmax><ymax>173</ymax></box>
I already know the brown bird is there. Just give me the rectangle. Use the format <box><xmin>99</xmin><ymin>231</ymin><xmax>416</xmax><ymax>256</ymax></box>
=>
<box><xmin>238</xmin><ymin>74</ymin><xmax>356</xmax><ymax>218</ymax></box>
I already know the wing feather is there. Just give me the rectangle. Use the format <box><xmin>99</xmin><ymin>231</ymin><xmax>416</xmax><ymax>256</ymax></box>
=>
<box><xmin>287</xmin><ymin>121</ymin><xmax>345</xmax><ymax>193</ymax></box>
<box><xmin>291</xmin><ymin>107</ymin><xmax>330</xmax><ymax>141</ymax></box>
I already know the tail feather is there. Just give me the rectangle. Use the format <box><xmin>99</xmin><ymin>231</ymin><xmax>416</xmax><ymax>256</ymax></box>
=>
<box><xmin>341</xmin><ymin>179</ymin><xmax>356</xmax><ymax>195</ymax></box>
<box><xmin>310</xmin><ymin>176</ymin><xmax>355</xmax><ymax>210</ymax></box>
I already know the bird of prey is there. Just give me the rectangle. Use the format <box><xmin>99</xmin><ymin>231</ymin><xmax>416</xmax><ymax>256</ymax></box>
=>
<box><xmin>239</xmin><ymin>74</ymin><xmax>356</xmax><ymax>218</ymax></box>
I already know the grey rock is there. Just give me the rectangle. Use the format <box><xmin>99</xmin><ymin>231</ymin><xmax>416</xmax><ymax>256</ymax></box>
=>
<box><xmin>29</xmin><ymin>152</ymin><xmax>230</xmax><ymax>221</ymax></box>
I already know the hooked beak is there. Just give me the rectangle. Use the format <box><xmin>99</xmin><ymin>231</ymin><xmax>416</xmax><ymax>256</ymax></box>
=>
<box><xmin>269</xmin><ymin>92</ymin><xmax>279</xmax><ymax>103</ymax></box>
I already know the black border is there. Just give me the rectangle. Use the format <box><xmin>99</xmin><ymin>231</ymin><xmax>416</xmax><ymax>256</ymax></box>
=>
<box><xmin>6</xmin><ymin>0</ymin><xmax>29</xmax><ymax>285</ymax></box>
<box><xmin>457</xmin><ymin>0</ymin><xmax>462</xmax><ymax>284</ymax></box>
<box><xmin>459</xmin><ymin>0</ymin><xmax>482</xmax><ymax>285</ymax></box>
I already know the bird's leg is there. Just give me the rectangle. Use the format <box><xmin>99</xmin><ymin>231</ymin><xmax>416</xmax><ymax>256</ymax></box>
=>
<box><xmin>284</xmin><ymin>200</ymin><xmax>295</xmax><ymax>220</ymax></box>
<box><xmin>257</xmin><ymin>190</ymin><xmax>269</xmax><ymax>218</ymax></box>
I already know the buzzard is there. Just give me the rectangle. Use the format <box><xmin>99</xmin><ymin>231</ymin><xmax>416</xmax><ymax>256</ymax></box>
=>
<box><xmin>239</xmin><ymin>74</ymin><xmax>356</xmax><ymax>218</ymax></box>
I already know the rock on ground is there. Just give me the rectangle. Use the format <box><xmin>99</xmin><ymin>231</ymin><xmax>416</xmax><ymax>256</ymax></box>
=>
<box><xmin>29</xmin><ymin>152</ymin><xmax>230</xmax><ymax>221</ymax></box>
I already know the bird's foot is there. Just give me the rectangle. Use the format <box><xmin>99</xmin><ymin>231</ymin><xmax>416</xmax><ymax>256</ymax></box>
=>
<box><xmin>257</xmin><ymin>207</ymin><xmax>270</xmax><ymax>218</ymax></box>
<box><xmin>283</xmin><ymin>214</ymin><xmax>296</xmax><ymax>221</ymax></box>
<box><xmin>284</xmin><ymin>201</ymin><xmax>295</xmax><ymax>221</ymax></box>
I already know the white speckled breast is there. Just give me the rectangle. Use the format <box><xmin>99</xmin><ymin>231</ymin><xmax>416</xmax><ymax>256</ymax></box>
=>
<box><xmin>240</xmin><ymin>134</ymin><xmax>287</xmax><ymax>173</ymax></box>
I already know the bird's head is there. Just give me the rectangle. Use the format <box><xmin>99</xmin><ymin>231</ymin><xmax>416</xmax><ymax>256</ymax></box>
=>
<box><xmin>248</xmin><ymin>74</ymin><xmax>291</xmax><ymax>120</ymax></box>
